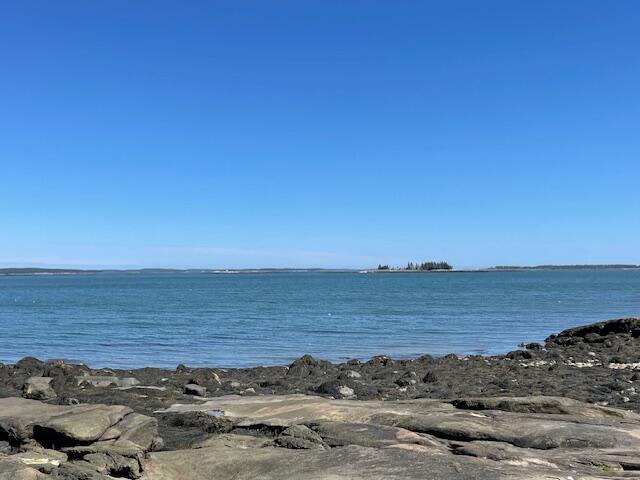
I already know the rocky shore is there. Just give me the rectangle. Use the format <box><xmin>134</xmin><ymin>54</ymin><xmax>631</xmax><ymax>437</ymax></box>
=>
<box><xmin>1</xmin><ymin>317</ymin><xmax>640</xmax><ymax>479</ymax></box>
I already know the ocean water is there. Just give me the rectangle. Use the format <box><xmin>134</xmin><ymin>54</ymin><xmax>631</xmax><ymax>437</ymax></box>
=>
<box><xmin>0</xmin><ymin>270</ymin><xmax>639</xmax><ymax>369</ymax></box>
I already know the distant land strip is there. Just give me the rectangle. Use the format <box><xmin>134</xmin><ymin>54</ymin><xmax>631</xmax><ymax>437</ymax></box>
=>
<box><xmin>489</xmin><ymin>264</ymin><xmax>640</xmax><ymax>270</ymax></box>
<box><xmin>1</xmin><ymin>264</ymin><xmax>639</xmax><ymax>276</ymax></box>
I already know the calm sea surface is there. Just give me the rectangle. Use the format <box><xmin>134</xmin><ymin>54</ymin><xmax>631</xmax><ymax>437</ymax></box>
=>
<box><xmin>0</xmin><ymin>270</ymin><xmax>639</xmax><ymax>368</ymax></box>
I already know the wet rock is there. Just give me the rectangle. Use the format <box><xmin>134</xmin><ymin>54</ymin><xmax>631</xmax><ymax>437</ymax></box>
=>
<box><xmin>506</xmin><ymin>349</ymin><xmax>533</xmax><ymax>360</ymax></box>
<box><xmin>584</xmin><ymin>332</ymin><xmax>603</xmax><ymax>343</ymax></box>
<box><xmin>551</xmin><ymin>317</ymin><xmax>640</xmax><ymax>341</ymax></box>
<box><xmin>287</xmin><ymin>355</ymin><xmax>330</xmax><ymax>377</ymax></box>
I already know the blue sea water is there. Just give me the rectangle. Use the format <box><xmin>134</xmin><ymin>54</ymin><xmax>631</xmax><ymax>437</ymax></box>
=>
<box><xmin>0</xmin><ymin>270</ymin><xmax>639</xmax><ymax>369</ymax></box>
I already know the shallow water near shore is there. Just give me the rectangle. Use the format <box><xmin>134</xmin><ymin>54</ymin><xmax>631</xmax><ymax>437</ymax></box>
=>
<box><xmin>1</xmin><ymin>270</ymin><xmax>639</xmax><ymax>368</ymax></box>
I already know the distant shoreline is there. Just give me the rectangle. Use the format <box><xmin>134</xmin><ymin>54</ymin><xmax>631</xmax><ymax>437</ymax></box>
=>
<box><xmin>1</xmin><ymin>265</ymin><xmax>639</xmax><ymax>276</ymax></box>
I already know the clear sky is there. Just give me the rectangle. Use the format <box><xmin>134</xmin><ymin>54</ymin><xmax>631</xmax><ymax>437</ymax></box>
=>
<box><xmin>1</xmin><ymin>1</ymin><xmax>639</xmax><ymax>269</ymax></box>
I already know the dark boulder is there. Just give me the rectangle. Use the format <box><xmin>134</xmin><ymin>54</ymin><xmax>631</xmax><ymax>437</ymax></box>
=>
<box><xmin>287</xmin><ymin>355</ymin><xmax>331</xmax><ymax>377</ymax></box>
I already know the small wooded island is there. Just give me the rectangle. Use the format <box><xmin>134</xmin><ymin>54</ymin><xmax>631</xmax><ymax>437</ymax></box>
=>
<box><xmin>377</xmin><ymin>261</ymin><xmax>453</xmax><ymax>272</ymax></box>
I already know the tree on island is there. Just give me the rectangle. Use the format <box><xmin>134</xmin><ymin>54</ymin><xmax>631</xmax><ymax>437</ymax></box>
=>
<box><xmin>416</xmin><ymin>261</ymin><xmax>452</xmax><ymax>271</ymax></box>
<box><xmin>376</xmin><ymin>261</ymin><xmax>453</xmax><ymax>271</ymax></box>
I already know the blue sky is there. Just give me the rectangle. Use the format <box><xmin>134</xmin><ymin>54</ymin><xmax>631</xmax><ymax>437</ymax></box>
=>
<box><xmin>1</xmin><ymin>1</ymin><xmax>638</xmax><ymax>269</ymax></box>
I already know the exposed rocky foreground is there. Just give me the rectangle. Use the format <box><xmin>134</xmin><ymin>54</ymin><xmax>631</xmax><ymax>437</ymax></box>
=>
<box><xmin>1</xmin><ymin>317</ymin><xmax>640</xmax><ymax>479</ymax></box>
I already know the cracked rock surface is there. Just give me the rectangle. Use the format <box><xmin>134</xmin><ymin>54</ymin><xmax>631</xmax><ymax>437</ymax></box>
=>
<box><xmin>146</xmin><ymin>394</ymin><xmax>640</xmax><ymax>479</ymax></box>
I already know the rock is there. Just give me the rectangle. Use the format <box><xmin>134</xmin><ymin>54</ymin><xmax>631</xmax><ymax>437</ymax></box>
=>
<box><xmin>147</xmin><ymin>393</ymin><xmax>640</xmax><ymax>479</ymax></box>
<box><xmin>183</xmin><ymin>384</ymin><xmax>206</xmax><ymax>397</ymax></box>
<box><xmin>0</xmin><ymin>441</ymin><xmax>10</xmax><ymax>454</ymax></box>
<box><xmin>13</xmin><ymin>447</ymin><xmax>67</xmax><ymax>474</ymax></box>
<box><xmin>311</xmin><ymin>421</ymin><xmax>443</xmax><ymax>449</ymax></box>
<box><xmin>22</xmin><ymin>377</ymin><xmax>56</xmax><ymax>400</ymax></box>
<box><xmin>156</xmin><ymin>411</ymin><xmax>233</xmax><ymax>450</ymax></box>
<box><xmin>57</xmin><ymin>460</ymin><xmax>112</xmax><ymax>479</ymax></box>
<box><xmin>76</xmin><ymin>376</ymin><xmax>141</xmax><ymax>388</ymax></box>
<box><xmin>422</xmin><ymin>370</ymin><xmax>438</xmax><ymax>383</ymax></box>
<box><xmin>0</xmin><ymin>456</ymin><xmax>47</xmax><ymax>480</ymax></box>
<box><xmin>183</xmin><ymin>369</ymin><xmax>222</xmax><ymax>390</ymax></box>
<box><xmin>0</xmin><ymin>398</ymin><xmax>161</xmax><ymax>479</ymax></box>
<box><xmin>506</xmin><ymin>349</ymin><xmax>533</xmax><ymax>360</ymax></box>
<box><xmin>83</xmin><ymin>452</ymin><xmax>142</xmax><ymax>478</ymax></box>
<box><xmin>0</xmin><ymin>397</ymin><xmax>160</xmax><ymax>449</ymax></box>
<box><xmin>175</xmin><ymin>364</ymin><xmax>188</xmax><ymax>373</ymax></box>
<box><xmin>550</xmin><ymin>317</ymin><xmax>640</xmax><ymax>342</ymax></box>
<box><xmin>275</xmin><ymin>425</ymin><xmax>328</xmax><ymax>450</ymax></box>
<box><xmin>395</xmin><ymin>371</ymin><xmax>417</xmax><ymax>387</ymax></box>
<box><xmin>98</xmin><ymin>412</ymin><xmax>162</xmax><ymax>451</ymax></box>
<box><xmin>315</xmin><ymin>380</ymin><xmax>355</xmax><ymax>398</ymax></box>
<box><xmin>366</xmin><ymin>355</ymin><xmax>392</xmax><ymax>367</ymax></box>
<box><xmin>338</xmin><ymin>370</ymin><xmax>361</xmax><ymax>379</ymax></box>
<box><xmin>449</xmin><ymin>395</ymin><xmax>635</xmax><ymax>417</ymax></box>
<box><xmin>143</xmin><ymin>440</ymin><xmax>636</xmax><ymax>480</ymax></box>
<box><xmin>584</xmin><ymin>332</ymin><xmax>603</xmax><ymax>343</ymax></box>
<box><xmin>15</xmin><ymin>357</ymin><xmax>44</xmax><ymax>371</ymax></box>
<box><xmin>287</xmin><ymin>355</ymin><xmax>330</xmax><ymax>377</ymax></box>
<box><xmin>4</xmin><ymin>317</ymin><xmax>640</xmax><ymax>479</ymax></box>
<box><xmin>43</xmin><ymin>360</ymin><xmax>88</xmax><ymax>379</ymax></box>
<box><xmin>191</xmin><ymin>433</ymin><xmax>274</xmax><ymax>450</ymax></box>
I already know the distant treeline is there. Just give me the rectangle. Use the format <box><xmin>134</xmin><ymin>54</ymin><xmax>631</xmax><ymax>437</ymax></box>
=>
<box><xmin>491</xmin><ymin>264</ymin><xmax>640</xmax><ymax>270</ymax></box>
<box><xmin>0</xmin><ymin>268</ymin><xmax>100</xmax><ymax>275</ymax></box>
<box><xmin>377</xmin><ymin>261</ymin><xmax>453</xmax><ymax>271</ymax></box>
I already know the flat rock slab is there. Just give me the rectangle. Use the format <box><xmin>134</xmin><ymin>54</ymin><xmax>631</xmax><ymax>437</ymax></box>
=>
<box><xmin>156</xmin><ymin>393</ymin><xmax>454</xmax><ymax>425</ymax></box>
<box><xmin>148</xmin><ymin>394</ymin><xmax>640</xmax><ymax>479</ymax></box>
<box><xmin>0</xmin><ymin>397</ymin><xmax>159</xmax><ymax>450</ymax></box>
<box><xmin>146</xmin><ymin>444</ymin><xmax>562</xmax><ymax>480</ymax></box>
<box><xmin>0</xmin><ymin>397</ymin><xmax>132</xmax><ymax>443</ymax></box>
